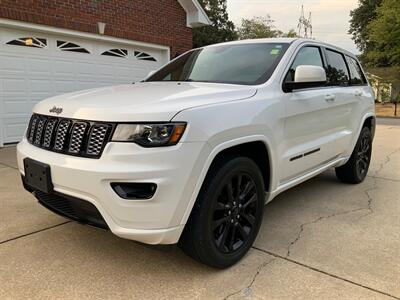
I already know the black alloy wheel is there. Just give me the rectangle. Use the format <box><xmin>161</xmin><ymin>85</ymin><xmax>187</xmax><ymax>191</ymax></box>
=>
<box><xmin>212</xmin><ymin>173</ymin><xmax>258</xmax><ymax>254</ymax></box>
<box><xmin>179</xmin><ymin>156</ymin><xmax>265</xmax><ymax>268</ymax></box>
<box><xmin>356</xmin><ymin>132</ymin><xmax>371</xmax><ymax>178</ymax></box>
<box><xmin>335</xmin><ymin>126</ymin><xmax>372</xmax><ymax>184</ymax></box>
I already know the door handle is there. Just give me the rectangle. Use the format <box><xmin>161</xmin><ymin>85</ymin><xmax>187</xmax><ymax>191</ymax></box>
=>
<box><xmin>325</xmin><ymin>94</ymin><xmax>336</xmax><ymax>102</ymax></box>
<box><xmin>354</xmin><ymin>90</ymin><xmax>362</xmax><ymax>97</ymax></box>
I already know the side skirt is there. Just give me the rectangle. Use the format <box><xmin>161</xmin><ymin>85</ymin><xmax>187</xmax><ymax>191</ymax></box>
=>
<box><xmin>266</xmin><ymin>156</ymin><xmax>348</xmax><ymax>204</ymax></box>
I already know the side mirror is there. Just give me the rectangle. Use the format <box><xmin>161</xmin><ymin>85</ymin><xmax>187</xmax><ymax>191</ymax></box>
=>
<box><xmin>283</xmin><ymin>65</ymin><xmax>327</xmax><ymax>92</ymax></box>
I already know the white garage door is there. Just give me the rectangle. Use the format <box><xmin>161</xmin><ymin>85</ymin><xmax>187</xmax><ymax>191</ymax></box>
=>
<box><xmin>0</xmin><ymin>28</ymin><xmax>168</xmax><ymax>145</ymax></box>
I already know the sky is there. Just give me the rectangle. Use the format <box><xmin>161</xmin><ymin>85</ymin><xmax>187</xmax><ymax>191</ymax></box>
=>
<box><xmin>226</xmin><ymin>0</ymin><xmax>360</xmax><ymax>54</ymax></box>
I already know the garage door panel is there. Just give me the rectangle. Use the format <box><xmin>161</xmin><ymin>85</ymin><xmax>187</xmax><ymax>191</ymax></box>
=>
<box><xmin>30</xmin><ymin>94</ymin><xmax>54</xmax><ymax>103</ymax></box>
<box><xmin>75</xmin><ymin>62</ymin><xmax>97</xmax><ymax>74</ymax></box>
<box><xmin>2</xmin><ymin>56</ymin><xmax>26</xmax><ymax>74</ymax></box>
<box><xmin>29</xmin><ymin>79</ymin><xmax>53</xmax><ymax>93</ymax></box>
<box><xmin>4</xmin><ymin>100</ymin><xmax>33</xmax><ymax>114</ymax></box>
<box><xmin>0</xmin><ymin>30</ymin><xmax>168</xmax><ymax>145</ymax></box>
<box><xmin>2</xmin><ymin>78</ymin><xmax>27</xmax><ymax>92</ymax></box>
<box><xmin>95</xmin><ymin>64</ymin><xmax>115</xmax><ymax>77</ymax></box>
<box><xmin>28</xmin><ymin>58</ymin><xmax>53</xmax><ymax>75</ymax></box>
<box><xmin>76</xmin><ymin>74</ymin><xmax>99</xmax><ymax>82</ymax></box>
<box><xmin>53</xmin><ymin>60</ymin><xmax>75</xmax><ymax>76</ymax></box>
<box><xmin>54</xmin><ymin>80</ymin><xmax>76</xmax><ymax>94</ymax></box>
<box><xmin>2</xmin><ymin>95</ymin><xmax>30</xmax><ymax>114</ymax></box>
<box><xmin>114</xmin><ymin>66</ymin><xmax>133</xmax><ymax>77</ymax></box>
<box><xmin>77</xmin><ymin>81</ymin><xmax>113</xmax><ymax>90</ymax></box>
<box><xmin>2</xmin><ymin>116</ymin><xmax>30</xmax><ymax>143</ymax></box>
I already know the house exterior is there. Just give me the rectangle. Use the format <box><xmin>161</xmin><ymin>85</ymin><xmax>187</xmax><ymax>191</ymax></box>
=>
<box><xmin>0</xmin><ymin>0</ymin><xmax>210</xmax><ymax>146</ymax></box>
<box><xmin>366</xmin><ymin>73</ymin><xmax>393</xmax><ymax>103</ymax></box>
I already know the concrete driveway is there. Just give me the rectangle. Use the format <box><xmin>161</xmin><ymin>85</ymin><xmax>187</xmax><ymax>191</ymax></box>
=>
<box><xmin>1</xmin><ymin>120</ymin><xmax>399</xmax><ymax>299</ymax></box>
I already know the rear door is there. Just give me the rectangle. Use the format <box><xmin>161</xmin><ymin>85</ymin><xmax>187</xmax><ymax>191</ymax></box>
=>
<box><xmin>343</xmin><ymin>55</ymin><xmax>371</xmax><ymax>147</ymax></box>
<box><xmin>323</xmin><ymin>48</ymin><xmax>359</xmax><ymax>156</ymax></box>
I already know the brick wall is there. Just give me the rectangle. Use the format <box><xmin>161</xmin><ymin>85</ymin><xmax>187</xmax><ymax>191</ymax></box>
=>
<box><xmin>0</xmin><ymin>0</ymin><xmax>193</xmax><ymax>57</ymax></box>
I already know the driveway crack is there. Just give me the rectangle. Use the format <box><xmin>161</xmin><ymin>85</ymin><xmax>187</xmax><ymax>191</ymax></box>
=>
<box><xmin>223</xmin><ymin>257</ymin><xmax>275</xmax><ymax>299</ymax></box>
<box><xmin>285</xmin><ymin>146</ymin><xmax>400</xmax><ymax>257</ymax></box>
<box><xmin>374</xmin><ymin>147</ymin><xmax>400</xmax><ymax>176</ymax></box>
<box><xmin>0</xmin><ymin>161</ymin><xmax>18</xmax><ymax>170</ymax></box>
<box><xmin>285</xmin><ymin>207</ymin><xmax>366</xmax><ymax>257</ymax></box>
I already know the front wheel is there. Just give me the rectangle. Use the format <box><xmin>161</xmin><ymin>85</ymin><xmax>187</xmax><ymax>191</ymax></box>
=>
<box><xmin>335</xmin><ymin>126</ymin><xmax>372</xmax><ymax>184</ymax></box>
<box><xmin>179</xmin><ymin>156</ymin><xmax>265</xmax><ymax>268</ymax></box>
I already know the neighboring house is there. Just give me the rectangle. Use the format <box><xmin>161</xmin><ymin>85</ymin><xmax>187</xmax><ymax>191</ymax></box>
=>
<box><xmin>0</xmin><ymin>0</ymin><xmax>210</xmax><ymax>146</ymax></box>
<box><xmin>366</xmin><ymin>72</ymin><xmax>393</xmax><ymax>103</ymax></box>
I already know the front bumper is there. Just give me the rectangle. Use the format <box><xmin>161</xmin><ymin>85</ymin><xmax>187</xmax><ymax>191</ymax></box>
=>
<box><xmin>17</xmin><ymin>137</ymin><xmax>208</xmax><ymax>244</ymax></box>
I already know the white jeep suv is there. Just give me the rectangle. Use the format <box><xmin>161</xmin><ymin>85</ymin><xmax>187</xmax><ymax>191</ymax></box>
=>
<box><xmin>17</xmin><ymin>38</ymin><xmax>375</xmax><ymax>268</ymax></box>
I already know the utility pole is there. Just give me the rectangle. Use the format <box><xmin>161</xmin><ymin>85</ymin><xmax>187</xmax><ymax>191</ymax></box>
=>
<box><xmin>297</xmin><ymin>5</ymin><xmax>313</xmax><ymax>38</ymax></box>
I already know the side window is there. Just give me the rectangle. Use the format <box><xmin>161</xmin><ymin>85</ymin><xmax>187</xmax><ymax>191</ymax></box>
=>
<box><xmin>134</xmin><ymin>51</ymin><xmax>157</xmax><ymax>62</ymax></box>
<box><xmin>6</xmin><ymin>37</ymin><xmax>47</xmax><ymax>48</ymax></box>
<box><xmin>101</xmin><ymin>49</ymin><xmax>128</xmax><ymax>58</ymax></box>
<box><xmin>285</xmin><ymin>46</ymin><xmax>323</xmax><ymax>82</ymax></box>
<box><xmin>325</xmin><ymin>49</ymin><xmax>350</xmax><ymax>86</ymax></box>
<box><xmin>57</xmin><ymin>41</ymin><xmax>90</xmax><ymax>53</ymax></box>
<box><xmin>346</xmin><ymin>56</ymin><xmax>366</xmax><ymax>85</ymax></box>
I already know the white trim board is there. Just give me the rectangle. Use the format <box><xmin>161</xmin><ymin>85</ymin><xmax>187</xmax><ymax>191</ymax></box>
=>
<box><xmin>178</xmin><ymin>0</ymin><xmax>211</xmax><ymax>27</ymax></box>
<box><xmin>0</xmin><ymin>18</ymin><xmax>171</xmax><ymax>59</ymax></box>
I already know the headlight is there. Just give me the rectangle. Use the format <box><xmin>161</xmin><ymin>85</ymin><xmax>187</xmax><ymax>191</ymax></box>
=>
<box><xmin>111</xmin><ymin>123</ymin><xmax>186</xmax><ymax>147</ymax></box>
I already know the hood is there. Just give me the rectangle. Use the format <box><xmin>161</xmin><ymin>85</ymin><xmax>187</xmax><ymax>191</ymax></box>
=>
<box><xmin>33</xmin><ymin>82</ymin><xmax>257</xmax><ymax>122</ymax></box>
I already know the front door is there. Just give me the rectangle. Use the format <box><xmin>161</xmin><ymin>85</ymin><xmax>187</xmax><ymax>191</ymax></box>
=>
<box><xmin>280</xmin><ymin>45</ymin><xmax>346</xmax><ymax>183</ymax></box>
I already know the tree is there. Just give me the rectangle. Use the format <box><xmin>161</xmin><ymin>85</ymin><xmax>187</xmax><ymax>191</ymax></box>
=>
<box><xmin>193</xmin><ymin>0</ymin><xmax>238</xmax><ymax>48</ymax></box>
<box><xmin>349</xmin><ymin>0</ymin><xmax>382</xmax><ymax>54</ymax></box>
<box><xmin>237</xmin><ymin>16</ymin><xmax>298</xmax><ymax>40</ymax></box>
<box><xmin>238</xmin><ymin>16</ymin><xmax>280</xmax><ymax>40</ymax></box>
<box><xmin>366</xmin><ymin>0</ymin><xmax>400</xmax><ymax>67</ymax></box>
<box><xmin>281</xmin><ymin>29</ymin><xmax>299</xmax><ymax>38</ymax></box>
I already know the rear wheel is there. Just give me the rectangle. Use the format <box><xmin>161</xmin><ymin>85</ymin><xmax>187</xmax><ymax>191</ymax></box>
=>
<box><xmin>179</xmin><ymin>156</ymin><xmax>265</xmax><ymax>268</ymax></box>
<box><xmin>335</xmin><ymin>126</ymin><xmax>372</xmax><ymax>184</ymax></box>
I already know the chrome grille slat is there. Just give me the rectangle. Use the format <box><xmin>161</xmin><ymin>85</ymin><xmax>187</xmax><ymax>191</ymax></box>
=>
<box><xmin>42</xmin><ymin>118</ymin><xmax>58</xmax><ymax>148</ymax></box>
<box><xmin>87</xmin><ymin>124</ymin><xmax>110</xmax><ymax>156</ymax></box>
<box><xmin>68</xmin><ymin>122</ymin><xmax>88</xmax><ymax>153</ymax></box>
<box><xmin>26</xmin><ymin>114</ymin><xmax>112</xmax><ymax>159</ymax></box>
<box><xmin>34</xmin><ymin>118</ymin><xmax>46</xmax><ymax>145</ymax></box>
<box><xmin>27</xmin><ymin>115</ymin><xmax>39</xmax><ymax>143</ymax></box>
<box><xmin>54</xmin><ymin>120</ymin><xmax>72</xmax><ymax>151</ymax></box>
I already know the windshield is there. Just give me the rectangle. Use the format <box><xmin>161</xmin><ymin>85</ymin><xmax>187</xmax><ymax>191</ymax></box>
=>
<box><xmin>146</xmin><ymin>43</ymin><xmax>290</xmax><ymax>85</ymax></box>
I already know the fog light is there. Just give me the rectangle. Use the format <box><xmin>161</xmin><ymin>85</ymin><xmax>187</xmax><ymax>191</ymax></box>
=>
<box><xmin>111</xmin><ymin>183</ymin><xmax>157</xmax><ymax>200</ymax></box>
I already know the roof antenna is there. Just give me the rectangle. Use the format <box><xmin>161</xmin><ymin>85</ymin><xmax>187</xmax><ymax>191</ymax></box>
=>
<box><xmin>297</xmin><ymin>5</ymin><xmax>313</xmax><ymax>38</ymax></box>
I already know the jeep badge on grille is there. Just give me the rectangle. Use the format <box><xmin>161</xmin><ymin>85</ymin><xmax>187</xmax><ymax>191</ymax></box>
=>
<box><xmin>49</xmin><ymin>106</ymin><xmax>63</xmax><ymax>115</ymax></box>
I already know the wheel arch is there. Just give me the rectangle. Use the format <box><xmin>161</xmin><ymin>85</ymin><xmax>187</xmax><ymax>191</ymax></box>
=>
<box><xmin>179</xmin><ymin>136</ymin><xmax>274</xmax><ymax>226</ymax></box>
<box><xmin>342</xmin><ymin>113</ymin><xmax>376</xmax><ymax>162</ymax></box>
<box><xmin>208</xmin><ymin>141</ymin><xmax>271</xmax><ymax>192</ymax></box>
<box><xmin>362</xmin><ymin>115</ymin><xmax>376</xmax><ymax>140</ymax></box>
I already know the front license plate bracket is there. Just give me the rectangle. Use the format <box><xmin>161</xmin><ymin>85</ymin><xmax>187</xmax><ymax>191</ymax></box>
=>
<box><xmin>23</xmin><ymin>158</ymin><xmax>53</xmax><ymax>193</ymax></box>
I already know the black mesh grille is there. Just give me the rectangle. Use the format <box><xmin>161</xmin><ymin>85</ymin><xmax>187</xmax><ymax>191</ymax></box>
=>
<box><xmin>54</xmin><ymin>119</ymin><xmax>71</xmax><ymax>151</ymax></box>
<box><xmin>87</xmin><ymin>124</ymin><xmax>110</xmax><ymax>156</ymax></box>
<box><xmin>27</xmin><ymin>115</ymin><xmax>39</xmax><ymax>143</ymax></box>
<box><xmin>68</xmin><ymin>122</ymin><xmax>88</xmax><ymax>154</ymax></box>
<box><xmin>26</xmin><ymin>114</ymin><xmax>113</xmax><ymax>159</ymax></box>
<box><xmin>43</xmin><ymin>118</ymin><xmax>57</xmax><ymax>148</ymax></box>
<box><xmin>34</xmin><ymin>190</ymin><xmax>108</xmax><ymax>229</ymax></box>
<box><xmin>34</xmin><ymin>118</ymin><xmax>46</xmax><ymax>145</ymax></box>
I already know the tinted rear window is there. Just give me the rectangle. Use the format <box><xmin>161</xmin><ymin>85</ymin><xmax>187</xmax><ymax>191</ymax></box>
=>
<box><xmin>346</xmin><ymin>56</ymin><xmax>366</xmax><ymax>85</ymax></box>
<box><xmin>325</xmin><ymin>49</ymin><xmax>350</xmax><ymax>86</ymax></box>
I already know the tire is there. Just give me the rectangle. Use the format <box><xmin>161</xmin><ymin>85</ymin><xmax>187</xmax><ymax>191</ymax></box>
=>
<box><xmin>179</xmin><ymin>155</ymin><xmax>265</xmax><ymax>268</ymax></box>
<box><xmin>335</xmin><ymin>126</ymin><xmax>372</xmax><ymax>184</ymax></box>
